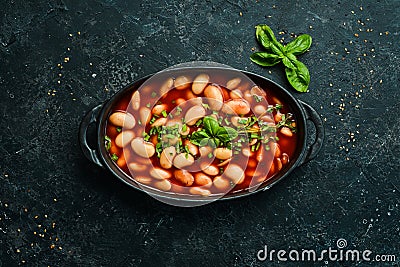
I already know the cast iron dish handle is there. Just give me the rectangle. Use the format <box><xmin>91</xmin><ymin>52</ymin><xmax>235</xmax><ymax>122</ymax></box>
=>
<box><xmin>298</xmin><ymin>101</ymin><xmax>325</xmax><ymax>165</ymax></box>
<box><xmin>79</xmin><ymin>104</ymin><xmax>104</xmax><ymax>168</ymax></box>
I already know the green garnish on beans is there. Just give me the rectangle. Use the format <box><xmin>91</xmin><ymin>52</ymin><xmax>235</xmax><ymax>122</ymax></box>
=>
<box><xmin>111</xmin><ymin>153</ymin><xmax>118</xmax><ymax>161</ymax></box>
<box><xmin>250</xmin><ymin>24</ymin><xmax>312</xmax><ymax>93</ymax></box>
<box><xmin>190</xmin><ymin>116</ymin><xmax>238</xmax><ymax>148</ymax></box>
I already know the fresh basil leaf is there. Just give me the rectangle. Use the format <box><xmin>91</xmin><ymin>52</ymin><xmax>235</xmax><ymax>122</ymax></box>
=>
<box><xmin>216</xmin><ymin>126</ymin><xmax>238</xmax><ymax>142</ymax></box>
<box><xmin>199</xmin><ymin>138</ymin><xmax>211</xmax><ymax>147</ymax></box>
<box><xmin>250</xmin><ymin>52</ymin><xmax>282</xmax><ymax>67</ymax></box>
<box><xmin>211</xmin><ymin>139</ymin><xmax>219</xmax><ymax>148</ymax></box>
<box><xmin>284</xmin><ymin>34</ymin><xmax>312</xmax><ymax>56</ymax></box>
<box><xmin>190</xmin><ymin>130</ymin><xmax>210</xmax><ymax>145</ymax></box>
<box><xmin>255</xmin><ymin>24</ymin><xmax>284</xmax><ymax>54</ymax></box>
<box><xmin>285</xmin><ymin>59</ymin><xmax>310</xmax><ymax>93</ymax></box>
<box><xmin>282</xmin><ymin>56</ymin><xmax>296</xmax><ymax>69</ymax></box>
<box><xmin>203</xmin><ymin>116</ymin><xmax>220</xmax><ymax>136</ymax></box>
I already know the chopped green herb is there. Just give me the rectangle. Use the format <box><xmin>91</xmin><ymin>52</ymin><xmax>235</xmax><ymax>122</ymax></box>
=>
<box><xmin>202</xmin><ymin>103</ymin><xmax>210</xmax><ymax>109</ymax></box>
<box><xmin>105</xmin><ymin>135</ymin><xmax>112</xmax><ymax>151</ymax></box>
<box><xmin>155</xmin><ymin>143</ymin><xmax>163</xmax><ymax>157</ymax></box>
<box><xmin>146</xmin><ymin>103</ymin><xmax>151</xmax><ymax>108</ymax></box>
<box><xmin>208</xmin><ymin>152</ymin><xmax>213</xmax><ymax>159</ymax></box>
<box><xmin>165</xmin><ymin>134</ymin><xmax>176</xmax><ymax>139</ymax></box>
<box><xmin>151</xmin><ymin>91</ymin><xmax>157</xmax><ymax>98</ymax></box>
<box><xmin>182</xmin><ymin>124</ymin><xmax>187</xmax><ymax>133</ymax></box>
<box><xmin>111</xmin><ymin>153</ymin><xmax>118</xmax><ymax>161</ymax></box>
<box><xmin>161</xmin><ymin>110</ymin><xmax>168</xmax><ymax>117</ymax></box>
<box><xmin>143</xmin><ymin>132</ymin><xmax>151</xmax><ymax>142</ymax></box>
<box><xmin>116</xmin><ymin>127</ymin><xmax>122</xmax><ymax>133</ymax></box>
<box><xmin>184</xmin><ymin>145</ymin><xmax>190</xmax><ymax>155</ymax></box>
<box><xmin>253</xmin><ymin>94</ymin><xmax>263</xmax><ymax>102</ymax></box>
<box><xmin>195</xmin><ymin>119</ymin><xmax>203</xmax><ymax>127</ymax></box>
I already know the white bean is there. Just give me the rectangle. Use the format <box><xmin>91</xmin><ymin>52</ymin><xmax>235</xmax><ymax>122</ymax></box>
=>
<box><xmin>184</xmin><ymin>140</ymin><xmax>199</xmax><ymax>156</ymax></box>
<box><xmin>230</xmin><ymin>89</ymin><xmax>243</xmax><ymax>99</ymax></box>
<box><xmin>213</xmin><ymin>148</ymin><xmax>232</xmax><ymax>160</ymax></box>
<box><xmin>109</xmin><ymin>112</ymin><xmax>136</xmax><ymax>129</ymax></box>
<box><xmin>152</xmin><ymin>104</ymin><xmax>167</xmax><ymax>116</ymax></box>
<box><xmin>223</xmin><ymin>164</ymin><xmax>245</xmax><ymax>184</ymax></box>
<box><xmin>160</xmin><ymin>77</ymin><xmax>174</xmax><ymax>97</ymax></box>
<box><xmin>280</xmin><ymin>127</ymin><xmax>293</xmax><ymax>137</ymax></box>
<box><xmin>194</xmin><ymin>173</ymin><xmax>213</xmax><ymax>187</ymax></box>
<box><xmin>150</xmin><ymin>168</ymin><xmax>172</xmax><ymax>180</ymax></box>
<box><xmin>254</xmin><ymin>105</ymin><xmax>267</xmax><ymax>115</ymax></box>
<box><xmin>226</xmin><ymin>77</ymin><xmax>241</xmax><ymax>90</ymax></box>
<box><xmin>231</xmin><ymin>116</ymin><xmax>247</xmax><ymax>127</ymax></box>
<box><xmin>115</xmin><ymin>130</ymin><xmax>135</xmax><ymax>148</ymax></box>
<box><xmin>222</xmin><ymin>99</ymin><xmax>250</xmax><ymax>115</ymax></box>
<box><xmin>276</xmin><ymin>158</ymin><xmax>283</xmax><ymax>171</ymax></box>
<box><xmin>260</xmin><ymin>115</ymin><xmax>274</xmax><ymax>123</ymax></box>
<box><xmin>173</xmin><ymin>153</ymin><xmax>195</xmax><ymax>169</ymax></box>
<box><xmin>200</xmin><ymin>163</ymin><xmax>219</xmax><ymax>176</ymax></box>
<box><xmin>174</xmin><ymin>76</ymin><xmax>191</xmax><ymax>90</ymax></box>
<box><xmin>131</xmin><ymin>91</ymin><xmax>140</xmax><ymax>111</ymax></box>
<box><xmin>213</xmin><ymin>176</ymin><xmax>231</xmax><ymax>190</ymax></box>
<box><xmin>160</xmin><ymin>146</ymin><xmax>176</xmax><ymax>169</ymax></box>
<box><xmin>192</xmin><ymin>73</ymin><xmax>209</xmax><ymax>94</ymax></box>
<box><xmin>134</xmin><ymin>176</ymin><xmax>152</xmax><ymax>185</ymax></box>
<box><xmin>188</xmin><ymin>97</ymin><xmax>203</xmax><ymax>106</ymax></box>
<box><xmin>199</xmin><ymin>146</ymin><xmax>213</xmax><ymax>157</ymax></box>
<box><xmin>250</xmin><ymin>85</ymin><xmax>266</xmax><ymax>97</ymax></box>
<box><xmin>189</xmin><ymin>187</ymin><xmax>211</xmax><ymax>196</ymax></box>
<box><xmin>131</xmin><ymin>137</ymin><xmax>155</xmax><ymax>158</ymax></box>
<box><xmin>204</xmin><ymin>84</ymin><xmax>224</xmax><ymax>111</ymax></box>
<box><xmin>154</xmin><ymin>179</ymin><xmax>172</xmax><ymax>191</ymax></box>
<box><xmin>242</xmin><ymin>147</ymin><xmax>253</xmax><ymax>157</ymax></box>
<box><xmin>185</xmin><ymin>105</ymin><xmax>206</xmax><ymax>126</ymax></box>
<box><xmin>139</xmin><ymin>107</ymin><xmax>151</xmax><ymax>125</ymax></box>
<box><xmin>256</xmin><ymin>144</ymin><xmax>264</xmax><ymax>162</ymax></box>
<box><xmin>151</xmin><ymin>117</ymin><xmax>167</xmax><ymax>127</ymax></box>
<box><xmin>281</xmin><ymin>153</ymin><xmax>289</xmax><ymax>165</ymax></box>
<box><xmin>174</xmin><ymin>169</ymin><xmax>194</xmax><ymax>186</ymax></box>
<box><xmin>270</xmin><ymin>142</ymin><xmax>281</xmax><ymax>158</ymax></box>
<box><xmin>128</xmin><ymin>162</ymin><xmax>146</xmax><ymax>172</ymax></box>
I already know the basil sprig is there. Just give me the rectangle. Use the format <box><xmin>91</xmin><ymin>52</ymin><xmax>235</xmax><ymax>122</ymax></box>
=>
<box><xmin>190</xmin><ymin>116</ymin><xmax>238</xmax><ymax>148</ymax></box>
<box><xmin>250</xmin><ymin>24</ymin><xmax>312</xmax><ymax>93</ymax></box>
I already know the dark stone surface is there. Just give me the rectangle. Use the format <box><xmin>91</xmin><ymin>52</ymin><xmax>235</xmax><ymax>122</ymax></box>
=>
<box><xmin>0</xmin><ymin>0</ymin><xmax>399</xmax><ymax>266</ymax></box>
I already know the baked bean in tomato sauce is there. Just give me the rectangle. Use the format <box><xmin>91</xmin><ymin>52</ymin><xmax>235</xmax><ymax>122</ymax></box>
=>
<box><xmin>105</xmin><ymin>70</ymin><xmax>297</xmax><ymax>196</ymax></box>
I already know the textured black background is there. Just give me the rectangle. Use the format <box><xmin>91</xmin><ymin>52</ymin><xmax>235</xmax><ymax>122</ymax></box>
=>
<box><xmin>1</xmin><ymin>0</ymin><xmax>399</xmax><ymax>266</ymax></box>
